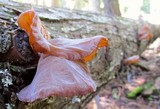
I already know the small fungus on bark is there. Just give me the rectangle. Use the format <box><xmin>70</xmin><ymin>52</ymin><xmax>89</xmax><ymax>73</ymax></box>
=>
<box><xmin>124</xmin><ymin>55</ymin><xmax>140</xmax><ymax>65</ymax></box>
<box><xmin>17</xmin><ymin>9</ymin><xmax>109</xmax><ymax>102</ymax></box>
<box><xmin>138</xmin><ymin>24</ymin><xmax>153</xmax><ymax>40</ymax></box>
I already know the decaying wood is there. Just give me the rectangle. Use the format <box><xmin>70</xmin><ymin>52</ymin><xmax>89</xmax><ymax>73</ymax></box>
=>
<box><xmin>0</xmin><ymin>1</ymin><xmax>160</xmax><ymax>109</ymax></box>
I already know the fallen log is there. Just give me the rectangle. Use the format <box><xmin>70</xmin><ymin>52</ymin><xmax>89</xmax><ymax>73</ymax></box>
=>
<box><xmin>0</xmin><ymin>1</ymin><xmax>160</xmax><ymax>109</ymax></box>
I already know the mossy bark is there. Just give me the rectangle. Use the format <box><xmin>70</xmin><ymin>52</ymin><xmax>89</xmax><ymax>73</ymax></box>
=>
<box><xmin>0</xmin><ymin>1</ymin><xmax>160</xmax><ymax>109</ymax></box>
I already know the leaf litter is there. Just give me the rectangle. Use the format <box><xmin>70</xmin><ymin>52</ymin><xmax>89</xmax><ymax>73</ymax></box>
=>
<box><xmin>86</xmin><ymin>37</ymin><xmax>160</xmax><ymax>109</ymax></box>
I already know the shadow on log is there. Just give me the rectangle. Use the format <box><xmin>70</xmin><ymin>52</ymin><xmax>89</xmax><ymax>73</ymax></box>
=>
<box><xmin>0</xmin><ymin>1</ymin><xmax>160</xmax><ymax>109</ymax></box>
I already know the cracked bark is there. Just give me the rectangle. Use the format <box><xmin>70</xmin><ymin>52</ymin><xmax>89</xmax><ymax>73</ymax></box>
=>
<box><xmin>0</xmin><ymin>1</ymin><xmax>160</xmax><ymax>109</ymax></box>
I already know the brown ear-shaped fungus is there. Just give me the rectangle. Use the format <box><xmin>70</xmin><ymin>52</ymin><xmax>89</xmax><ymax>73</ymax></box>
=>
<box><xmin>18</xmin><ymin>54</ymin><xmax>96</xmax><ymax>102</ymax></box>
<box><xmin>138</xmin><ymin>24</ymin><xmax>153</xmax><ymax>40</ymax></box>
<box><xmin>17</xmin><ymin>9</ymin><xmax>109</xmax><ymax>102</ymax></box>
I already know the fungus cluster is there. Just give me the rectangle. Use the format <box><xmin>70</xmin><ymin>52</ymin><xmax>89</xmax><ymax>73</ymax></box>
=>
<box><xmin>17</xmin><ymin>9</ymin><xmax>109</xmax><ymax>102</ymax></box>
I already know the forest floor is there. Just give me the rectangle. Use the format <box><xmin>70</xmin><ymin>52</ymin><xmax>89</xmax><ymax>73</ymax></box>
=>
<box><xmin>86</xmin><ymin>37</ymin><xmax>160</xmax><ymax>109</ymax></box>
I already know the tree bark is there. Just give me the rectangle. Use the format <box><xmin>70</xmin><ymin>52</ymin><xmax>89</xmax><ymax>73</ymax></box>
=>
<box><xmin>103</xmin><ymin>0</ymin><xmax>121</xmax><ymax>17</ymax></box>
<box><xmin>0</xmin><ymin>1</ymin><xmax>160</xmax><ymax>109</ymax></box>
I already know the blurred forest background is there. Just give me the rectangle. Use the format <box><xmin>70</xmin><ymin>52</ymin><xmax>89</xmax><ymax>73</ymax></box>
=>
<box><xmin>11</xmin><ymin>0</ymin><xmax>160</xmax><ymax>24</ymax></box>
